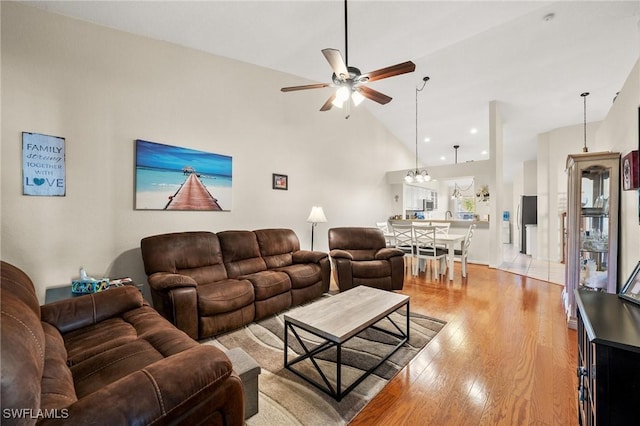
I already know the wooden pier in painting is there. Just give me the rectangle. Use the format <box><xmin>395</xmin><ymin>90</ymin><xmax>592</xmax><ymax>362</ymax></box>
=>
<box><xmin>165</xmin><ymin>173</ymin><xmax>222</xmax><ymax>210</ymax></box>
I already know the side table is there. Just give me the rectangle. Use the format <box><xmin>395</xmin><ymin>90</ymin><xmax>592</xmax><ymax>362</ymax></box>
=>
<box><xmin>45</xmin><ymin>280</ymin><xmax>144</xmax><ymax>304</ymax></box>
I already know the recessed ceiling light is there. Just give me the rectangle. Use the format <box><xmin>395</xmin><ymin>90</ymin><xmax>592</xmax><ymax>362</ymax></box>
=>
<box><xmin>440</xmin><ymin>156</ymin><xmax>446</xmax><ymax>161</ymax></box>
<box><xmin>424</xmin><ymin>137</ymin><xmax>431</xmax><ymax>143</ymax></box>
<box><xmin>481</xmin><ymin>150</ymin><xmax>488</xmax><ymax>155</ymax></box>
<box><xmin>470</xmin><ymin>128</ymin><xmax>478</xmax><ymax>135</ymax></box>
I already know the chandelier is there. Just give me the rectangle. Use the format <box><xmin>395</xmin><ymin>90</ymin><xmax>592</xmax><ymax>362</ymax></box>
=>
<box><xmin>405</xmin><ymin>77</ymin><xmax>431</xmax><ymax>183</ymax></box>
<box><xmin>451</xmin><ymin>180</ymin><xmax>475</xmax><ymax>200</ymax></box>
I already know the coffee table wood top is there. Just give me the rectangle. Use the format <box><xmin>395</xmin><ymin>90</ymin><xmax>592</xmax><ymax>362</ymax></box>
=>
<box><xmin>284</xmin><ymin>286</ymin><xmax>409</xmax><ymax>343</ymax></box>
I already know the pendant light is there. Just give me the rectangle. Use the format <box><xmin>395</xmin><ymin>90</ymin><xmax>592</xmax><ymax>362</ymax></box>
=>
<box><xmin>450</xmin><ymin>145</ymin><xmax>473</xmax><ymax>199</ymax></box>
<box><xmin>581</xmin><ymin>92</ymin><xmax>589</xmax><ymax>153</ymax></box>
<box><xmin>405</xmin><ymin>77</ymin><xmax>431</xmax><ymax>183</ymax></box>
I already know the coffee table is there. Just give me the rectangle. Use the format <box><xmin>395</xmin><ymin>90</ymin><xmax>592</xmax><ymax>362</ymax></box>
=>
<box><xmin>284</xmin><ymin>285</ymin><xmax>410</xmax><ymax>401</ymax></box>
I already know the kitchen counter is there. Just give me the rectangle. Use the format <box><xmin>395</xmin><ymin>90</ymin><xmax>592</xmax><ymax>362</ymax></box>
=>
<box><xmin>390</xmin><ymin>219</ymin><xmax>489</xmax><ymax>228</ymax></box>
<box><xmin>387</xmin><ymin>219</ymin><xmax>489</xmax><ymax>265</ymax></box>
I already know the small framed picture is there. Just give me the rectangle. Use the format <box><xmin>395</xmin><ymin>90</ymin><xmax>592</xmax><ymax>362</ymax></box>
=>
<box><xmin>272</xmin><ymin>173</ymin><xmax>288</xmax><ymax>190</ymax></box>
<box><xmin>619</xmin><ymin>261</ymin><xmax>640</xmax><ymax>306</ymax></box>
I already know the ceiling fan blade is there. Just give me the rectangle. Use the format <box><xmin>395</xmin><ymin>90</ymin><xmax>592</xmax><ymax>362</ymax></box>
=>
<box><xmin>361</xmin><ymin>61</ymin><xmax>416</xmax><ymax>83</ymax></box>
<box><xmin>281</xmin><ymin>83</ymin><xmax>330</xmax><ymax>92</ymax></box>
<box><xmin>320</xmin><ymin>93</ymin><xmax>336</xmax><ymax>111</ymax></box>
<box><xmin>322</xmin><ymin>48</ymin><xmax>349</xmax><ymax>80</ymax></box>
<box><xmin>358</xmin><ymin>86</ymin><xmax>392</xmax><ymax>105</ymax></box>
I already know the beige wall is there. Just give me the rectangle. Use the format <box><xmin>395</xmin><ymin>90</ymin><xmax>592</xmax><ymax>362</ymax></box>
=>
<box><xmin>537</xmin><ymin>122</ymin><xmax>600</xmax><ymax>262</ymax></box>
<box><xmin>594</xmin><ymin>58</ymin><xmax>640</xmax><ymax>285</ymax></box>
<box><xmin>1</xmin><ymin>3</ymin><xmax>413</xmax><ymax>301</ymax></box>
<box><xmin>535</xmin><ymin>58</ymin><xmax>639</xmax><ymax>285</ymax></box>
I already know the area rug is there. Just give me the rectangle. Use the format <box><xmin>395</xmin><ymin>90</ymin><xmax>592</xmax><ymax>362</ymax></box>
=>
<box><xmin>202</xmin><ymin>299</ymin><xmax>446</xmax><ymax>425</ymax></box>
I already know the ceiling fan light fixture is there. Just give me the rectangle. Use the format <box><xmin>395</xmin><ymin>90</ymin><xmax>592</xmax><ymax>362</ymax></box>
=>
<box><xmin>331</xmin><ymin>86</ymin><xmax>350</xmax><ymax>108</ymax></box>
<box><xmin>352</xmin><ymin>90</ymin><xmax>365</xmax><ymax>106</ymax></box>
<box><xmin>280</xmin><ymin>0</ymin><xmax>415</xmax><ymax>114</ymax></box>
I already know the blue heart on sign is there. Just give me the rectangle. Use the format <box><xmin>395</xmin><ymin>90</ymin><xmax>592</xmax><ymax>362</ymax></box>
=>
<box><xmin>34</xmin><ymin>178</ymin><xmax>45</xmax><ymax>186</ymax></box>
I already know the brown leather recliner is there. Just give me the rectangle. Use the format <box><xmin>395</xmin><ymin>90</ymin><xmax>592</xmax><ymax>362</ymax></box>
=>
<box><xmin>254</xmin><ymin>228</ymin><xmax>330</xmax><ymax>306</ymax></box>
<box><xmin>218</xmin><ymin>229</ymin><xmax>330</xmax><ymax>321</ymax></box>
<box><xmin>0</xmin><ymin>260</ymin><xmax>245</xmax><ymax>425</ymax></box>
<box><xmin>217</xmin><ymin>230</ymin><xmax>293</xmax><ymax>321</ymax></box>
<box><xmin>141</xmin><ymin>231</ymin><xmax>256</xmax><ymax>339</ymax></box>
<box><xmin>328</xmin><ymin>227</ymin><xmax>406</xmax><ymax>292</ymax></box>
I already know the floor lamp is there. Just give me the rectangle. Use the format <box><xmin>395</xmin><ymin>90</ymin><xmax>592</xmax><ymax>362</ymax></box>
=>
<box><xmin>306</xmin><ymin>206</ymin><xmax>327</xmax><ymax>251</ymax></box>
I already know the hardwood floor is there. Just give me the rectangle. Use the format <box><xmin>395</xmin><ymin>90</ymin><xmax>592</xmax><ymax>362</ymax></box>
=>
<box><xmin>349</xmin><ymin>263</ymin><xmax>578</xmax><ymax>425</ymax></box>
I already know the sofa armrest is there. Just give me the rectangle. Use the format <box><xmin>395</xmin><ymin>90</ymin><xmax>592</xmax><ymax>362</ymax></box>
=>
<box><xmin>375</xmin><ymin>247</ymin><xmax>406</xmax><ymax>260</ymax></box>
<box><xmin>46</xmin><ymin>345</ymin><xmax>244</xmax><ymax>426</ymax></box>
<box><xmin>148</xmin><ymin>271</ymin><xmax>198</xmax><ymax>292</ymax></box>
<box><xmin>293</xmin><ymin>250</ymin><xmax>328</xmax><ymax>264</ymax></box>
<box><xmin>41</xmin><ymin>286</ymin><xmax>143</xmax><ymax>334</ymax></box>
<box><xmin>329</xmin><ymin>249</ymin><xmax>354</xmax><ymax>260</ymax></box>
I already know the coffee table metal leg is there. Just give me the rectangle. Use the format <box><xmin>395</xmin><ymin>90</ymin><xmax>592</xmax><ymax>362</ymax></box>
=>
<box><xmin>336</xmin><ymin>344</ymin><xmax>342</xmax><ymax>401</ymax></box>
<box><xmin>284</xmin><ymin>299</ymin><xmax>410</xmax><ymax>401</ymax></box>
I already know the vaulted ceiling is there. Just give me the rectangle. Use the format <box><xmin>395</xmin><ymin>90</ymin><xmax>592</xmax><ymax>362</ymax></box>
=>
<box><xmin>25</xmin><ymin>1</ymin><xmax>640</xmax><ymax>180</ymax></box>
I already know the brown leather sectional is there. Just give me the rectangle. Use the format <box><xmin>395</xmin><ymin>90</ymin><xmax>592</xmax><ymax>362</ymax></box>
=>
<box><xmin>0</xmin><ymin>260</ymin><xmax>244</xmax><ymax>425</ymax></box>
<box><xmin>141</xmin><ymin>228</ymin><xmax>331</xmax><ymax>339</ymax></box>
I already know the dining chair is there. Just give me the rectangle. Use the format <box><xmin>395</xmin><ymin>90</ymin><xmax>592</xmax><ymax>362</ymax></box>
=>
<box><xmin>454</xmin><ymin>223</ymin><xmax>477</xmax><ymax>277</ymax></box>
<box><xmin>376</xmin><ymin>221</ymin><xmax>395</xmax><ymax>247</ymax></box>
<box><xmin>434</xmin><ymin>222</ymin><xmax>450</xmax><ymax>235</ymax></box>
<box><xmin>392</xmin><ymin>223</ymin><xmax>414</xmax><ymax>271</ymax></box>
<box><xmin>412</xmin><ymin>223</ymin><xmax>447</xmax><ymax>279</ymax></box>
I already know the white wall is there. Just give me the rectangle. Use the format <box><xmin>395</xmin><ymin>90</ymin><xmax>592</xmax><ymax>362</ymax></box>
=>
<box><xmin>1</xmin><ymin>3</ymin><xmax>414</xmax><ymax>301</ymax></box>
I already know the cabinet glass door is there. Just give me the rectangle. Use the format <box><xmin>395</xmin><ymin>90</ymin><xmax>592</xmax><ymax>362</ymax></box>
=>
<box><xmin>579</xmin><ymin>165</ymin><xmax>610</xmax><ymax>290</ymax></box>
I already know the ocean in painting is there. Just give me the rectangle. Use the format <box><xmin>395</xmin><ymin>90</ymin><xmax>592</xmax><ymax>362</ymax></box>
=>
<box><xmin>135</xmin><ymin>139</ymin><xmax>232</xmax><ymax>210</ymax></box>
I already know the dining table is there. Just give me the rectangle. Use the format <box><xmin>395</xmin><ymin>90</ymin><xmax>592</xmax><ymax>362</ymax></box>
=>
<box><xmin>434</xmin><ymin>233</ymin><xmax>466</xmax><ymax>280</ymax></box>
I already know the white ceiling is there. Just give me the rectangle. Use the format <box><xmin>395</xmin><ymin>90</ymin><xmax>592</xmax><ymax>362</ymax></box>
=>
<box><xmin>24</xmin><ymin>1</ymin><xmax>640</xmax><ymax>180</ymax></box>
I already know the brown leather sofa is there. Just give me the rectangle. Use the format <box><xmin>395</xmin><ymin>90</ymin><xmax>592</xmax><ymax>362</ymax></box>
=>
<box><xmin>141</xmin><ymin>228</ymin><xmax>330</xmax><ymax>339</ymax></box>
<box><xmin>328</xmin><ymin>227</ymin><xmax>406</xmax><ymax>292</ymax></box>
<box><xmin>0</xmin><ymin>260</ymin><xmax>244</xmax><ymax>426</ymax></box>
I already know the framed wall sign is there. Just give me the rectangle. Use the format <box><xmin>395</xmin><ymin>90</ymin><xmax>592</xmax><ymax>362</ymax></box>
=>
<box><xmin>22</xmin><ymin>132</ymin><xmax>66</xmax><ymax>196</ymax></box>
<box><xmin>272</xmin><ymin>173</ymin><xmax>288</xmax><ymax>190</ymax></box>
<box><xmin>619</xmin><ymin>261</ymin><xmax>640</xmax><ymax>306</ymax></box>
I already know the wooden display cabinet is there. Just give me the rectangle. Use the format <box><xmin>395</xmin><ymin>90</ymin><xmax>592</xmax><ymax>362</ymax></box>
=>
<box><xmin>564</xmin><ymin>152</ymin><xmax>620</xmax><ymax>329</ymax></box>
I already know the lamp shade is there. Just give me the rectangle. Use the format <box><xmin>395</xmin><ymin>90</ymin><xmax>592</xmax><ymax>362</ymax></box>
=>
<box><xmin>306</xmin><ymin>206</ymin><xmax>327</xmax><ymax>223</ymax></box>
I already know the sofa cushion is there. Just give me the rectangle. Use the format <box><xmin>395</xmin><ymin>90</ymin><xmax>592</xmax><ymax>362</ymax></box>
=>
<box><xmin>41</xmin><ymin>322</ymin><xmax>77</xmax><ymax>409</ymax></box>
<box><xmin>328</xmin><ymin>227</ymin><xmax>386</xmax><ymax>251</ymax></box>
<box><xmin>352</xmin><ymin>260</ymin><xmax>392</xmax><ymax>278</ymax></box>
<box><xmin>72</xmin><ymin>339</ymin><xmax>166</xmax><ymax>397</ymax></box>
<box><xmin>218</xmin><ymin>231</ymin><xmax>268</xmax><ymax>278</ymax></box>
<box><xmin>254</xmin><ymin>228</ymin><xmax>299</xmax><ymax>268</ymax></box>
<box><xmin>276</xmin><ymin>263</ymin><xmax>322</xmax><ymax>289</ymax></box>
<box><xmin>197</xmin><ymin>279</ymin><xmax>255</xmax><ymax>316</ymax></box>
<box><xmin>239</xmin><ymin>270</ymin><xmax>291</xmax><ymax>301</ymax></box>
<box><xmin>141</xmin><ymin>231</ymin><xmax>229</xmax><ymax>283</ymax></box>
<box><xmin>63</xmin><ymin>304</ymin><xmax>206</xmax><ymax>398</ymax></box>
<box><xmin>346</xmin><ymin>249</ymin><xmax>379</xmax><ymax>261</ymax></box>
<box><xmin>64</xmin><ymin>317</ymin><xmax>138</xmax><ymax>366</ymax></box>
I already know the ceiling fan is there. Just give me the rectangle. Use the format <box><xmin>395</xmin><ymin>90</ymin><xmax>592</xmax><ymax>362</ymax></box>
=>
<box><xmin>280</xmin><ymin>0</ymin><xmax>415</xmax><ymax>117</ymax></box>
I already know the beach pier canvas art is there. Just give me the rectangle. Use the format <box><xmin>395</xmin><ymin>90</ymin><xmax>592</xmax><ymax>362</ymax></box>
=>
<box><xmin>135</xmin><ymin>139</ymin><xmax>232</xmax><ymax>211</ymax></box>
